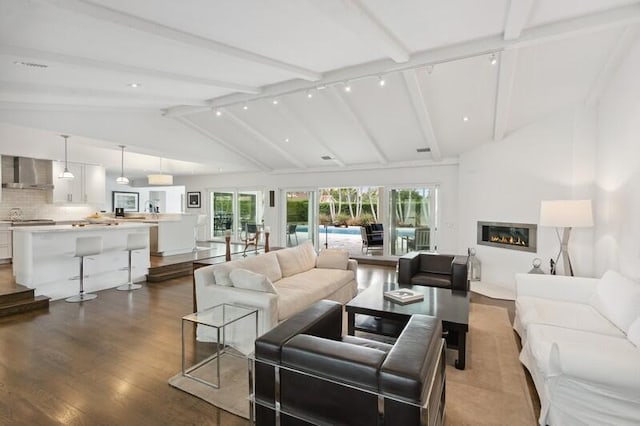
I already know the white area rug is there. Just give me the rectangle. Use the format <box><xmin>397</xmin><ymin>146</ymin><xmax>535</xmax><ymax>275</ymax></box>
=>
<box><xmin>471</xmin><ymin>281</ymin><xmax>516</xmax><ymax>301</ymax></box>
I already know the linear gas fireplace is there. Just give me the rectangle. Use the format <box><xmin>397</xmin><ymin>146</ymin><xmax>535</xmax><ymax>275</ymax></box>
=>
<box><xmin>477</xmin><ymin>221</ymin><xmax>537</xmax><ymax>252</ymax></box>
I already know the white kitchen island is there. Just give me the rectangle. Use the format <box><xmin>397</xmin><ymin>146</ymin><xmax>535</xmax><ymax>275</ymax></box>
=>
<box><xmin>12</xmin><ymin>223</ymin><xmax>151</xmax><ymax>301</ymax></box>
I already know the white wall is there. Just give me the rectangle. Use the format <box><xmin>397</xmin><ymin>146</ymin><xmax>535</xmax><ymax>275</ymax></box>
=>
<box><xmin>594</xmin><ymin>36</ymin><xmax>640</xmax><ymax>280</ymax></box>
<box><xmin>458</xmin><ymin>107</ymin><xmax>596</xmax><ymax>286</ymax></box>
<box><xmin>176</xmin><ymin>163</ymin><xmax>459</xmax><ymax>250</ymax></box>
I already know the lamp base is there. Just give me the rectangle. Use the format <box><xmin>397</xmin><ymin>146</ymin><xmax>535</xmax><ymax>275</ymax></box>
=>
<box><xmin>554</xmin><ymin>227</ymin><xmax>574</xmax><ymax>276</ymax></box>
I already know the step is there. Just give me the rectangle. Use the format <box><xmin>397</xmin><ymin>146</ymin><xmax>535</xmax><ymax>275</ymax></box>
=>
<box><xmin>148</xmin><ymin>262</ymin><xmax>193</xmax><ymax>282</ymax></box>
<box><xmin>0</xmin><ymin>295</ymin><xmax>50</xmax><ymax>318</ymax></box>
<box><xmin>0</xmin><ymin>287</ymin><xmax>35</xmax><ymax>307</ymax></box>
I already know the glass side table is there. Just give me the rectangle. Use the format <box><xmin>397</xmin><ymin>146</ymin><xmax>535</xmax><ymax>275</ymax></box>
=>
<box><xmin>181</xmin><ymin>303</ymin><xmax>258</xmax><ymax>389</ymax></box>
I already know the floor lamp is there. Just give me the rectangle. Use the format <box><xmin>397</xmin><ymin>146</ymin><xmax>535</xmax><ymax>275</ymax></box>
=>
<box><xmin>539</xmin><ymin>200</ymin><xmax>593</xmax><ymax>276</ymax></box>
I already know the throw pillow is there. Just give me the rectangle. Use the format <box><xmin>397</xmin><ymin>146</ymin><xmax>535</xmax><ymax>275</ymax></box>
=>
<box><xmin>590</xmin><ymin>270</ymin><xmax>640</xmax><ymax>333</ymax></box>
<box><xmin>275</xmin><ymin>241</ymin><xmax>317</xmax><ymax>277</ymax></box>
<box><xmin>213</xmin><ymin>265</ymin><xmax>234</xmax><ymax>287</ymax></box>
<box><xmin>316</xmin><ymin>249</ymin><xmax>349</xmax><ymax>270</ymax></box>
<box><xmin>229</xmin><ymin>268</ymin><xmax>277</xmax><ymax>294</ymax></box>
<box><xmin>628</xmin><ymin>317</ymin><xmax>640</xmax><ymax>347</ymax></box>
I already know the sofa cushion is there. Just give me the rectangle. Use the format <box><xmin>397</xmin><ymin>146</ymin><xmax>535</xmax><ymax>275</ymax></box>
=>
<box><xmin>275</xmin><ymin>268</ymin><xmax>355</xmax><ymax>321</ymax></box>
<box><xmin>419</xmin><ymin>254</ymin><xmax>453</xmax><ymax>274</ymax></box>
<box><xmin>238</xmin><ymin>252</ymin><xmax>283</xmax><ymax>283</ymax></box>
<box><xmin>410</xmin><ymin>272</ymin><xmax>451</xmax><ymax>288</ymax></box>
<box><xmin>590</xmin><ymin>270</ymin><xmax>640</xmax><ymax>333</ymax></box>
<box><xmin>516</xmin><ymin>295</ymin><xmax>624</xmax><ymax>340</ymax></box>
<box><xmin>628</xmin><ymin>317</ymin><xmax>640</xmax><ymax>348</ymax></box>
<box><xmin>316</xmin><ymin>249</ymin><xmax>349</xmax><ymax>270</ymax></box>
<box><xmin>230</xmin><ymin>268</ymin><xmax>278</xmax><ymax>294</ymax></box>
<box><xmin>213</xmin><ymin>265</ymin><xmax>234</xmax><ymax>286</ymax></box>
<box><xmin>275</xmin><ymin>241</ymin><xmax>317</xmax><ymax>277</ymax></box>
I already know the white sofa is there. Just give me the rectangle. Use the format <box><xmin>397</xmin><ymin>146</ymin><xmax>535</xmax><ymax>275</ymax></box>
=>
<box><xmin>514</xmin><ymin>271</ymin><xmax>640</xmax><ymax>426</ymax></box>
<box><xmin>193</xmin><ymin>241</ymin><xmax>357</xmax><ymax>353</ymax></box>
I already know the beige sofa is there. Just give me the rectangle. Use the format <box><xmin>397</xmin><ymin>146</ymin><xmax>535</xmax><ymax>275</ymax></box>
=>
<box><xmin>193</xmin><ymin>241</ymin><xmax>358</xmax><ymax>353</ymax></box>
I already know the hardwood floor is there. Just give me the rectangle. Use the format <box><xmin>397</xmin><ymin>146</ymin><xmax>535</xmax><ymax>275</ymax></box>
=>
<box><xmin>0</xmin><ymin>263</ymin><xmax>538</xmax><ymax>425</ymax></box>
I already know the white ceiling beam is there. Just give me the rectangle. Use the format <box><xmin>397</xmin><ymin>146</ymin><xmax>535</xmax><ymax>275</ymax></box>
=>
<box><xmin>223</xmin><ymin>110</ymin><xmax>307</xmax><ymax>169</ymax></box>
<box><xmin>0</xmin><ymin>81</ymin><xmax>205</xmax><ymax>105</ymax></box>
<box><xmin>207</xmin><ymin>4</ymin><xmax>640</xmax><ymax>110</ymax></box>
<box><xmin>329</xmin><ymin>87</ymin><xmax>387</xmax><ymax>164</ymax></box>
<box><xmin>270</xmin><ymin>157</ymin><xmax>459</xmax><ymax>176</ymax></box>
<box><xmin>504</xmin><ymin>0</ymin><xmax>535</xmax><ymax>40</ymax></box>
<box><xmin>0</xmin><ymin>100</ymin><xmax>154</xmax><ymax>112</ymax></box>
<box><xmin>172</xmin><ymin>116</ymin><xmax>270</xmax><ymax>171</ymax></box>
<box><xmin>0</xmin><ymin>45</ymin><xmax>260</xmax><ymax>94</ymax></box>
<box><xmin>585</xmin><ymin>25</ymin><xmax>640</xmax><ymax>107</ymax></box>
<box><xmin>401</xmin><ymin>70</ymin><xmax>441</xmax><ymax>161</ymax></box>
<box><xmin>493</xmin><ymin>49</ymin><xmax>518</xmax><ymax>141</ymax></box>
<box><xmin>41</xmin><ymin>0</ymin><xmax>321</xmax><ymax>81</ymax></box>
<box><xmin>274</xmin><ymin>100</ymin><xmax>346</xmax><ymax>167</ymax></box>
<box><xmin>313</xmin><ymin>0</ymin><xmax>410</xmax><ymax>63</ymax></box>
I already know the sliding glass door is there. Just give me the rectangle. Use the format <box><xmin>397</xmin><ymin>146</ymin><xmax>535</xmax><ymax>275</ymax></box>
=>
<box><xmin>284</xmin><ymin>190</ymin><xmax>316</xmax><ymax>247</ymax></box>
<box><xmin>389</xmin><ymin>186</ymin><xmax>437</xmax><ymax>256</ymax></box>
<box><xmin>209</xmin><ymin>190</ymin><xmax>264</xmax><ymax>240</ymax></box>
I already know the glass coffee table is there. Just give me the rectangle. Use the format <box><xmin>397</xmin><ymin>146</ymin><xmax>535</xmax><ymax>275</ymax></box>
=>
<box><xmin>181</xmin><ymin>303</ymin><xmax>258</xmax><ymax>388</ymax></box>
<box><xmin>346</xmin><ymin>282</ymin><xmax>470</xmax><ymax>369</ymax></box>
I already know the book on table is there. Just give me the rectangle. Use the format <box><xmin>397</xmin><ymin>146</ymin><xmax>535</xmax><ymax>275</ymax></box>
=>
<box><xmin>384</xmin><ymin>288</ymin><xmax>424</xmax><ymax>304</ymax></box>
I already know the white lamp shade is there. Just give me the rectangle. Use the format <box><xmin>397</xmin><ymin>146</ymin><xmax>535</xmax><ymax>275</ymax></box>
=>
<box><xmin>540</xmin><ymin>200</ymin><xmax>593</xmax><ymax>228</ymax></box>
<box><xmin>116</xmin><ymin>176</ymin><xmax>130</xmax><ymax>185</ymax></box>
<box><xmin>58</xmin><ymin>169</ymin><xmax>74</xmax><ymax>179</ymax></box>
<box><xmin>147</xmin><ymin>174</ymin><xmax>173</xmax><ymax>185</ymax></box>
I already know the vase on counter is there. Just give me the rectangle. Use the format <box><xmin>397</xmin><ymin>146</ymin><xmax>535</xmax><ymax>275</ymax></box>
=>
<box><xmin>468</xmin><ymin>248</ymin><xmax>481</xmax><ymax>281</ymax></box>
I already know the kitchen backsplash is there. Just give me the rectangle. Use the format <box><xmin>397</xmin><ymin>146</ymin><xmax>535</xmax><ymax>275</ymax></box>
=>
<box><xmin>0</xmin><ymin>188</ymin><xmax>96</xmax><ymax>220</ymax></box>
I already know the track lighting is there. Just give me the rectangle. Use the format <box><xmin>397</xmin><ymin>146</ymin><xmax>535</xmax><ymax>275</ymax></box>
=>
<box><xmin>489</xmin><ymin>53</ymin><xmax>497</xmax><ymax>65</ymax></box>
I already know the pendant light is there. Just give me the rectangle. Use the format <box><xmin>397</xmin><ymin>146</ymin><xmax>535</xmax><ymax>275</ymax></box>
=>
<box><xmin>58</xmin><ymin>134</ymin><xmax>74</xmax><ymax>179</ymax></box>
<box><xmin>147</xmin><ymin>157</ymin><xmax>173</xmax><ymax>185</ymax></box>
<box><xmin>115</xmin><ymin>145</ymin><xmax>130</xmax><ymax>185</ymax></box>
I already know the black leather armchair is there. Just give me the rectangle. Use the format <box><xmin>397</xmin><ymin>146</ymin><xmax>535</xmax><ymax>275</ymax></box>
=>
<box><xmin>253</xmin><ymin>300</ymin><xmax>445</xmax><ymax>426</ymax></box>
<box><xmin>398</xmin><ymin>252</ymin><xmax>469</xmax><ymax>291</ymax></box>
<box><xmin>361</xmin><ymin>223</ymin><xmax>384</xmax><ymax>253</ymax></box>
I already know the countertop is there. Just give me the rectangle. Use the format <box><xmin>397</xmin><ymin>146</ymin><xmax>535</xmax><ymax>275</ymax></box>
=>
<box><xmin>11</xmin><ymin>223</ymin><xmax>152</xmax><ymax>233</ymax></box>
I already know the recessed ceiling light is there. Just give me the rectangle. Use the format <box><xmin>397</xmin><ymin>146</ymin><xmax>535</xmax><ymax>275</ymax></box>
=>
<box><xmin>306</xmin><ymin>90</ymin><xmax>313</xmax><ymax>99</ymax></box>
<box><xmin>128</xmin><ymin>82</ymin><xmax>141</xmax><ymax>88</ymax></box>
<box><xmin>462</xmin><ymin>116</ymin><xmax>470</xmax><ymax>122</ymax></box>
<box><xmin>284</xmin><ymin>138</ymin><xmax>290</xmax><ymax>143</ymax></box>
<box><xmin>272</xmin><ymin>99</ymin><xmax>279</xmax><ymax>105</ymax></box>
<box><xmin>13</xmin><ymin>61</ymin><xmax>48</xmax><ymax>68</ymax></box>
<box><xmin>215</xmin><ymin>110</ymin><xmax>222</xmax><ymax>117</ymax></box>
<box><xmin>489</xmin><ymin>53</ymin><xmax>498</xmax><ymax>66</ymax></box>
<box><xmin>378</xmin><ymin>76</ymin><xmax>386</xmax><ymax>87</ymax></box>
<box><xmin>344</xmin><ymin>83</ymin><xmax>352</xmax><ymax>93</ymax></box>
<box><xmin>243</xmin><ymin>104</ymin><xmax>249</xmax><ymax>110</ymax></box>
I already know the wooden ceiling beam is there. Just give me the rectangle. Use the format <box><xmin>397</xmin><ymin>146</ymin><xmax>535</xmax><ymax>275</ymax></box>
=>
<box><xmin>493</xmin><ymin>49</ymin><xmax>518</xmax><ymax>141</ymax></box>
<box><xmin>223</xmin><ymin>110</ymin><xmax>307</xmax><ymax>169</ymax></box>
<box><xmin>275</xmin><ymin>100</ymin><xmax>346</xmax><ymax>167</ymax></box>
<box><xmin>503</xmin><ymin>0</ymin><xmax>536</xmax><ymax>40</ymax></box>
<box><xmin>401</xmin><ymin>69</ymin><xmax>441</xmax><ymax>161</ymax></box>
<box><xmin>41</xmin><ymin>0</ymin><xmax>321</xmax><ymax>81</ymax></box>
<box><xmin>0</xmin><ymin>45</ymin><xmax>260</xmax><ymax>94</ymax></box>
<box><xmin>172</xmin><ymin>116</ymin><xmax>271</xmax><ymax>171</ymax></box>
<box><xmin>329</xmin><ymin>87</ymin><xmax>388</xmax><ymax>164</ymax></box>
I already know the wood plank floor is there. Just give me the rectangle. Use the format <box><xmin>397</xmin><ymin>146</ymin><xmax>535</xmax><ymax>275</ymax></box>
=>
<box><xmin>0</xmin><ymin>263</ymin><xmax>537</xmax><ymax>425</ymax></box>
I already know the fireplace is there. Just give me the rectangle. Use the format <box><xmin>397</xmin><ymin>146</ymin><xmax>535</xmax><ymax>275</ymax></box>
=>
<box><xmin>477</xmin><ymin>221</ymin><xmax>537</xmax><ymax>252</ymax></box>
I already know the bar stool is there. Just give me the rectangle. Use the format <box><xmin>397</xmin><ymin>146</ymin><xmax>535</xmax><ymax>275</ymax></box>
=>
<box><xmin>66</xmin><ymin>236</ymin><xmax>102</xmax><ymax>303</ymax></box>
<box><xmin>116</xmin><ymin>233</ymin><xmax>147</xmax><ymax>291</ymax></box>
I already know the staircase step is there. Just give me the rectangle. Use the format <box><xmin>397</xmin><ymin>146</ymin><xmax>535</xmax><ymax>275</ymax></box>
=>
<box><xmin>0</xmin><ymin>287</ymin><xmax>35</xmax><ymax>307</ymax></box>
<box><xmin>0</xmin><ymin>295</ymin><xmax>49</xmax><ymax>318</ymax></box>
<box><xmin>148</xmin><ymin>262</ymin><xmax>193</xmax><ymax>282</ymax></box>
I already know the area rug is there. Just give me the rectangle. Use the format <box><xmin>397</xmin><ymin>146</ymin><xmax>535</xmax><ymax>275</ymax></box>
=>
<box><xmin>471</xmin><ymin>281</ymin><xmax>516</xmax><ymax>301</ymax></box>
<box><xmin>168</xmin><ymin>303</ymin><xmax>536</xmax><ymax>425</ymax></box>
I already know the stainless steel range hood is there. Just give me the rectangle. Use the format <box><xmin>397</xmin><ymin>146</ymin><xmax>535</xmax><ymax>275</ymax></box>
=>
<box><xmin>1</xmin><ymin>156</ymin><xmax>54</xmax><ymax>190</ymax></box>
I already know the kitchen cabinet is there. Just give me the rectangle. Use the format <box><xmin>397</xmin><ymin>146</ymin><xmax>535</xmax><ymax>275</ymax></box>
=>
<box><xmin>0</xmin><ymin>222</ymin><xmax>11</xmax><ymax>262</ymax></box>
<box><xmin>52</xmin><ymin>161</ymin><xmax>105</xmax><ymax>204</ymax></box>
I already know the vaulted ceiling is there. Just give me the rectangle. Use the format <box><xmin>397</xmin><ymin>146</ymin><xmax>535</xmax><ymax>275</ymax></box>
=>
<box><xmin>0</xmin><ymin>0</ymin><xmax>639</xmax><ymax>178</ymax></box>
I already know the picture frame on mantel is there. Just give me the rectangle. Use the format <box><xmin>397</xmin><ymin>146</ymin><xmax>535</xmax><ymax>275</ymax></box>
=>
<box><xmin>112</xmin><ymin>191</ymin><xmax>139</xmax><ymax>212</ymax></box>
<box><xmin>187</xmin><ymin>191</ymin><xmax>201</xmax><ymax>208</ymax></box>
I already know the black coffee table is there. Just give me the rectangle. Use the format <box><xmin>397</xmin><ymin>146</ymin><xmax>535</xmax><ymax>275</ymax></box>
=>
<box><xmin>346</xmin><ymin>282</ymin><xmax>470</xmax><ymax>370</ymax></box>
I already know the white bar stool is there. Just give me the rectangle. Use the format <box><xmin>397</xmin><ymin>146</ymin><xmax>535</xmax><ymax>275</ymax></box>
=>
<box><xmin>66</xmin><ymin>236</ymin><xmax>102</xmax><ymax>303</ymax></box>
<box><xmin>116</xmin><ymin>233</ymin><xmax>147</xmax><ymax>291</ymax></box>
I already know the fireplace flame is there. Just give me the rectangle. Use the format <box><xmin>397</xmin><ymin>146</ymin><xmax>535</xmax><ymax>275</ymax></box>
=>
<box><xmin>490</xmin><ymin>235</ymin><xmax>527</xmax><ymax>246</ymax></box>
